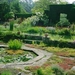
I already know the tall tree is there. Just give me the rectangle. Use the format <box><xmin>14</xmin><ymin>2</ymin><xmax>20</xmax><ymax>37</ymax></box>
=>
<box><xmin>0</xmin><ymin>2</ymin><xmax>10</xmax><ymax>21</ymax></box>
<box><xmin>0</xmin><ymin>0</ymin><xmax>34</xmax><ymax>13</ymax></box>
<box><xmin>32</xmin><ymin>0</ymin><xmax>67</xmax><ymax>13</ymax></box>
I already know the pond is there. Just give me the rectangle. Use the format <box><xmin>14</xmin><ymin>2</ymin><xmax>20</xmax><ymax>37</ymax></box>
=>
<box><xmin>0</xmin><ymin>48</ymin><xmax>37</xmax><ymax>63</ymax></box>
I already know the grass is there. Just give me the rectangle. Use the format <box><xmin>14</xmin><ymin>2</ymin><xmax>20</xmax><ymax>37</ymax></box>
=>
<box><xmin>0</xmin><ymin>68</ymin><xmax>24</xmax><ymax>75</ymax></box>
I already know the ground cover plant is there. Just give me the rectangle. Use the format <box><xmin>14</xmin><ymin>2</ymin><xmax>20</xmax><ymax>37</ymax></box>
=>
<box><xmin>0</xmin><ymin>68</ymin><xmax>25</xmax><ymax>75</ymax></box>
<box><xmin>0</xmin><ymin>47</ymin><xmax>37</xmax><ymax>63</ymax></box>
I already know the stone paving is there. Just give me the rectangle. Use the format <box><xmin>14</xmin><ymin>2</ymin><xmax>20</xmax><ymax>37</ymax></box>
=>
<box><xmin>1</xmin><ymin>45</ymin><xmax>75</xmax><ymax>75</ymax></box>
<box><xmin>0</xmin><ymin>45</ymin><xmax>53</xmax><ymax>75</ymax></box>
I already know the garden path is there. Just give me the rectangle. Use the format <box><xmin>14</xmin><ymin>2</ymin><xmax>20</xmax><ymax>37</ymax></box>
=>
<box><xmin>0</xmin><ymin>45</ymin><xmax>53</xmax><ymax>75</ymax></box>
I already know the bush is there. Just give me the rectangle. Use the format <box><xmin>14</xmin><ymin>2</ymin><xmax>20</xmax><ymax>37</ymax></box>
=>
<box><xmin>46</xmin><ymin>27</ymin><xmax>56</xmax><ymax>34</ymax></box>
<box><xmin>65</xmin><ymin>70</ymin><xmax>75</xmax><ymax>75</ymax></box>
<box><xmin>26</xmin><ymin>27</ymin><xmax>38</xmax><ymax>33</ymax></box>
<box><xmin>51</xmin><ymin>65</ymin><xmax>64</xmax><ymax>75</ymax></box>
<box><xmin>57</xmin><ymin>14</ymin><xmax>70</xmax><ymax>27</ymax></box>
<box><xmin>8</xmin><ymin>39</ymin><xmax>22</xmax><ymax>50</ymax></box>
<box><xmin>58</xmin><ymin>28</ymin><xmax>71</xmax><ymax>36</ymax></box>
<box><xmin>2</xmin><ymin>31</ymin><xmax>17</xmax><ymax>42</ymax></box>
<box><xmin>25</xmin><ymin>27</ymin><xmax>48</xmax><ymax>34</ymax></box>
<box><xmin>4</xmin><ymin>12</ymin><xmax>14</xmax><ymax>20</ymax></box>
<box><xmin>20</xmin><ymin>15</ymin><xmax>39</xmax><ymax>27</ymax></box>
<box><xmin>37</xmin><ymin>67</ymin><xmax>54</xmax><ymax>75</ymax></box>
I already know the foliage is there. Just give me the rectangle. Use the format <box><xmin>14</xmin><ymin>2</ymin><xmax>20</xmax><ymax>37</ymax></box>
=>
<box><xmin>20</xmin><ymin>15</ymin><xmax>39</xmax><ymax>27</ymax></box>
<box><xmin>44</xmin><ymin>46</ymin><xmax>75</xmax><ymax>57</ymax></box>
<box><xmin>51</xmin><ymin>65</ymin><xmax>64</xmax><ymax>75</ymax></box>
<box><xmin>8</xmin><ymin>39</ymin><xmax>22</xmax><ymax>50</ymax></box>
<box><xmin>11</xmin><ymin>1</ymin><xmax>21</xmax><ymax>13</ymax></box>
<box><xmin>35</xmin><ymin>12</ymin><xmax>49</xmax><ymax>26</ymax></box>
<box><xmin>4</xmin><ymin>12</ymin><xmax>14</xmax><ymax>20</ymax></box>
<box><xmin>0</xmin><ymin>2</ymin><xmax>10</xmax><ymax>21</ymax></box>
<box><xmin>0</xmin><ymin>48</ymin><xmax>36</xmax><ymax>63</ymax></box>
<box><xmin>32</xmin><ymin>0</ymin><xmax>67</xmax><ymax>13</ymax></box>
<box><xmin>0</xmin><ymin>68</ymin><xmax>24</xmax><ymax>75</ymax></box>
<box><xmin>9</xmin><ymin>19</ymin><xmax>14</xmax><ymax>31</ymax></box>
<box><xmin>1</xmin><ymin>70</ymin><xmax>12</xmax><ymax>75</ymax></box>
<box><xmin>58</xmin><ymin>28</ymin><xmax>71</xmax><ymax>36</ymax></box>
<box><xmin>46</xmin><ymin>27</ymin><xmax>56</xmax><ymax>34</ymax></box>
<box><xmin>6</xmin><ymin>50</ymin><xmax>24</xmax><ymax>55</ymax></box>
<box><xmin>15</xmin><ymin>13</ymin><xmax>33</xmax><ymax>18</ymax></box>
<box><xmin>36</xmin><ymin>67</ymin><xmax>54</xmax><ymax>75</ymax></box>
<box><xmin>20</xmin><ymin>0</ymin><xmax>33</xmax><ymax>13</ymax></box>
<box><xmin>65</xmin><ymin>70</ymin><xmax>75</xmax><ymax>75</ymax></box>
<box><xmin>26</xmin><ymin>27</ymin><xmax>39</xmax><ymax>34</ymax></box>
<box><xmin>50</xmin><ymin>55</ymin><xmax>62</xmax><ymax>63</ymax></box>
<box><xmin>57</xmin><ymin>14</ymin><xmax>70</xmax><ymax>27</ymax></box>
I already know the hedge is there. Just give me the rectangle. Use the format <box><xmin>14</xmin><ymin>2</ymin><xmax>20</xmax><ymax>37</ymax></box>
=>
<box><xmin>0</xmin><ymin>32</ymin><xmax>75</xmax><ymax>48</ymax></box>
<box><xmin>15</xmin><ymin>13</ymin><xmax>35</xmax><ymax>19</ymax></box>
<box><xmin>44</xmin><ymin>40</ymin><xmax>75</xmax><ymax>48</ymax></box>
<box><xmin>44</xmin><ymin>4</ymin><xmax>75</xmax><ymax>24</ymax></box>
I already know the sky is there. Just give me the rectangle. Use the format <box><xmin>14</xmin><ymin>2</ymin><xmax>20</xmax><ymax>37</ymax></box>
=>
<box><xmin>33</xmin><ymin>0</ymin><xmax>75</xmax><ymax>3</ymax></box>
<box><xmin>33</xmin><ymin>0</ymin><xmax>38</xmax><ymax>2</ymax></box>
<box><xmin>67</xmin><ymin>0</ymin><xmax>75</xmax><ymax>3</ymax></box>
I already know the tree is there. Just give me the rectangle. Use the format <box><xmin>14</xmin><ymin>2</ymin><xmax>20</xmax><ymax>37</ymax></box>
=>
<box><xmin>11</xmin><ymin>1</ymin><xmax>21</xmax><ymax>13</ymax></box>
<box><xmin>0</xmin><ymin>0</ymin><xmax>34</xmax><ymax>13</ymax></box>
<box><xmin>32</xmin><ymin>0</ymin><xmax>67</xmax><ymax>13</ymax></box>
<box><xmin>0</xmin><ymin>2</ymin><xmax>10</xmax><ymax>21</ymax></box>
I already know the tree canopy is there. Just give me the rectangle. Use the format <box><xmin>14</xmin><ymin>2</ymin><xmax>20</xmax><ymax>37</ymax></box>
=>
<box><xmin>0</xmin><ymin>0</ymin><xmax>34</xmax><ymax>13</ymax></box>
<box><xmin>32</xmin><ymin>0</ymin><xmax>68</xmax><ymax>13</ymax></box>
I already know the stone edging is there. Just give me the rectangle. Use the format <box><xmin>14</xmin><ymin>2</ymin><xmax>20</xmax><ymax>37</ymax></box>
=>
<box><xmin>0</xmin><ymin>45</ymin><xmax>52</xmax><ymax>69</ymax></box>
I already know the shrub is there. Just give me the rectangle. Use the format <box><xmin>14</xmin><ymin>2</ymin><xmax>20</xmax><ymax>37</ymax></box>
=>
<box><xmin>57</xmin><ymin>13</ymin><xmax>70</xmax><ymax>27</ymax></box>
<box><xmin>26</xmin><ymin>27</ymin><xmax>38</xmax><ymax>33</ymax></box>
<box><xmin>65</xmin><ymin>70</ymin><xmax>75</xmax><ymax>75</ymax></box>
<box><xmin>51</xmin><ymin>65</ymin><xmax>64</xmax><ymax>75</ymax></box>
<box><xmin>21</xmin><ymin>15</ymin><xmax>39</xmax><ymax>26</ymax></box>
<box><xmin>26</xmin><ymin>27</ymin><xmax>48</xmax><ymax>34</ymax></box>
<box><xmin>46</xmin><ymin>27</ymin><xmax>56</xmax><ymax>34</ymax></box>
<box><xmin>58</xmin><ymin>28</ymin><xmax>71</xmax><ymax>36</ymax></box>
<box><xmin>4</xmin><ymin>12</ymin><xmax>14</xmax><ymax>20</ymax></box>
<box><xmin>36</xmin><ymin>67</ymin><xmax>54</xmax><ymax>75</ymax></box>
<box><xmin>9</xmin><ymin>19</ymin><xmax>14</xmax><ymax>31</ymax></box>
<box><xmin>8</xmin><ymin>39</ymin><xmax>22</xmax><ymax>50</ymax></box>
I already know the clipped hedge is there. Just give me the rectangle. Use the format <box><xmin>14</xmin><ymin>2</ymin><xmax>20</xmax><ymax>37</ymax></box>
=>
<box><xmin>44</xmin><ymin>40</ymin><xmax>75</xmax><ymax>48</ymax></box>
<box><xmin>15</xmin><ymin>13</ymin><xmax>35</xmax><ymax>19</ymax></box>
<box><xmin>0</xmin><ymin>32</ymin><xmax>22</xmax><ymax>42</ymax></box>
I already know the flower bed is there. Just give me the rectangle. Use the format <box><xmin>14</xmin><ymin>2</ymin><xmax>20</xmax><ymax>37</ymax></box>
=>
<box><xmin>0</xmin><ymin>48</ymin><xmax>37</xmax><ymax>63</ymax></box>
